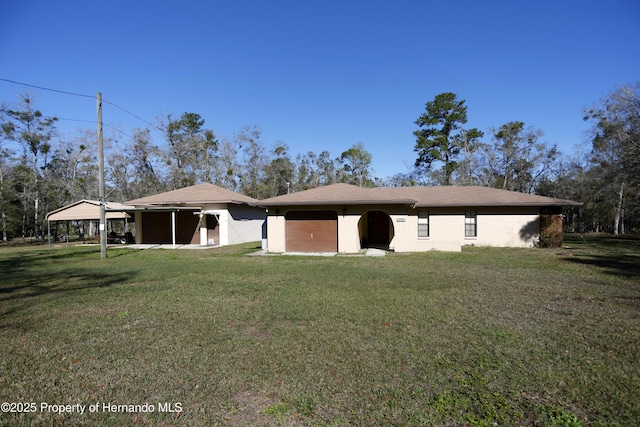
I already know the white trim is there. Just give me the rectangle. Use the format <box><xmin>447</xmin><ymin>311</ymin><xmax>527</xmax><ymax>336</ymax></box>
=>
<box><xmin>171</xmin><ymin>211</ymin><xmax>176</xmax><ymax>248</ymax></box>
<box><xmin>199</xmin><ymin>213</ymin><xmax>208</xmax><ymax>245</ymax></box>
<box><xmin>199</xmin><ymin>210</ymin><xmax>228</xmax><ymax>246</ymax></box>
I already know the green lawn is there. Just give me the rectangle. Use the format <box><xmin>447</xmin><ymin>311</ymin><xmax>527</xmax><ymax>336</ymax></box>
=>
<box><xmin>1</xmin><ymin>236</ymin><xmax>638</xmax><ymax>426</ymax></box>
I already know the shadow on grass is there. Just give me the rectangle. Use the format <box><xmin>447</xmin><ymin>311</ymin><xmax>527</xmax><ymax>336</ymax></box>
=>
<box><xmin>0</xmin><ymin>247</ymin><xmax>136</xmax><ymax>328</ymax></box>
<box><xmin>562</xmin><ymin>234</ymin><xmax>640</xmax><ymax>278</ymax></box>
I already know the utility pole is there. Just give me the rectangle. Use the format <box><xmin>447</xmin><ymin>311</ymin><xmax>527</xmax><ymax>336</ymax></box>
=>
<box><xmin>97</xmin><ymin>92</ymin><xmax>107</xmax><ymax>259</ymax></box>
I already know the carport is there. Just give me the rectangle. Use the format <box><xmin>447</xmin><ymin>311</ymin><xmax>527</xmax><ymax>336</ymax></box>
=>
<box><xmin>45</xmin><ymin>200</ymin><xmax>132</xmax><ymax>245</ymax></box>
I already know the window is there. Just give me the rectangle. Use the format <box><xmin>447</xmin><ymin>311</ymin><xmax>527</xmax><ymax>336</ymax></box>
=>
<box><xmin>418</xmin><ymin>211</ymin><xmax>429</xmax><ymax>237</ymax></box>
<box><xmin>465</xmin><ymin>210</ymin><xmax>477</xmax><ymax>237</ymax></box>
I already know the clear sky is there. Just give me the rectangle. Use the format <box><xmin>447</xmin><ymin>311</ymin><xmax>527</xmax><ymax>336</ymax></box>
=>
<box><xmin>1</xmin><ymin>0</ymin><xmax>638</xmax><ymax>179</ymax></box>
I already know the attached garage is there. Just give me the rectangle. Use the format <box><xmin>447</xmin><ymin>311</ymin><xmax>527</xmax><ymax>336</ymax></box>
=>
<box><xmin>285</xmin><ymin>210</ymin><xmax>337</xmax><ymax>252</ymax></box>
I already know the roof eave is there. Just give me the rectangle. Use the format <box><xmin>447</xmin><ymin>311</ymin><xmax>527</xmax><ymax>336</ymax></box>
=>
<box><xmin>256</xmin><ymin>199</ymin><xmax>416</xmax><ymax>208</ymax></box>
<box><xmin>127</xmin><ymin>200</ymin><xmax>251</xmax><ymax>207</ymax></box>
<box><xmin>414</xmin><ymin>201</ymin><xmax>583</xmax><ymax>208</ymax></box>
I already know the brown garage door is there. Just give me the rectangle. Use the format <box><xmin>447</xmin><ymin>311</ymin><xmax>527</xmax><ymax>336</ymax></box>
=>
<box><xmin>285</xmin><ymin>210</ymin><xmax>338</xmax><ymax>252</ymax></box>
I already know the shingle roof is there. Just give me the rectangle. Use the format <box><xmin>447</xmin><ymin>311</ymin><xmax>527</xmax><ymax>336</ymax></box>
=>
<box><xmin>256</xmin><ymin>183</ymin><xmax>582</xmax><ymax>207</ymax></box>
<box><xmin>125</xmin><ymin>183</ymin><xmax>257</xmax><ymax>206</ymax></box>
<box><xmin>392</xmin><ymin>186</ymin><xmax>582</xmax><ymax>207</ymax></box>
<box><xmin>255</xmin><ymin>183</ymin><xmax>415</xmax><ymax>206</ymax></box>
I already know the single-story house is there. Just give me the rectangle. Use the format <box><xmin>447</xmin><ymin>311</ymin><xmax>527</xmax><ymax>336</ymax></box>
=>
<box><xmin>256</xmin><ymin>183</ymin><xmax>582</xmax><ymax>253</ymax></box>
<box><xmin>46</xmin><ymin>200</ymin><xmax>132</xmax><ymax>243</ymax></box>
<box><xmin>125</xmin><ymin>183</ymin><xmax>265</xmax><ymax>246</ymax></box>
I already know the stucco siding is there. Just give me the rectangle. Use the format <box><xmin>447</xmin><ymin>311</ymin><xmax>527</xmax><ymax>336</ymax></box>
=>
<box><xmin>227</xmin><ymin>204</ymin><xmax>266</xmax><ymax>245</ymax></box>
<box><xmin>266</xmin><ymin>213</ymin><xmax>286</xmax><ymax>252</ymax></box>
<box><xmin>199</xmin><ymin>203</ymin><xmax>265</xmax><ymax>246</ymax></box>
<box><xmin>392</xmin><ymin>209</ymin><xmax>463</xmax><ymax>252</ymax></box>
<box><xmin>393</xmin><ymin>207</ymin><xmax>539</xmax><ymax>251</ymax></box>
<box><xmin>338</xmin><ymin>212</ymin><xmax>360</xmax><ymax>253</ymax></box>
<box><xmin>472</xmin><ymin>207</ymin><xmax>540</xmax><ymax>247</ymax></box>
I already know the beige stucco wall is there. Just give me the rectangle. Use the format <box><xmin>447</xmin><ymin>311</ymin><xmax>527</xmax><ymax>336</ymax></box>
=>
<box><xmin>390</xmin><ymin>207</ymin><xmax>540</xmax><ymax>252</ymax></box>
<box><xmin>338</xmin><ymin>211</ymin><xmax>361</xmax><ymax>253</ymax></box>
<box><xmin>266</xmin><ymin>213</ymin><xmax>287</xmax><ymax>252</ymax></box>
<box><xmin>266</xmin><ymin>205</ymin><xmax>541</xmax><ymax>253</ymax></box>
<box><xmin>466</xmin><ymin>207</ymin><xmax>540</xmax><ymax>247</ymax></box>
<box><xmin>390</xmin><ymin>208</ymin><xmax>463</xmax><ymax>252</ymax></box>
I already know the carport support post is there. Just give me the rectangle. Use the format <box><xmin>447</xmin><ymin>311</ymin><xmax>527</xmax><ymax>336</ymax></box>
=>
<box><xmin>199</xmin><ymin>213</ymin><xmax>207</xmax><ymax>245</ymax></box>
<box><xmin>171</xmin><ymin>210</ymin><xmax>176</xmax><ymax>248</ymax></box>
<box><xmin>97</xmin><ymin>92</ymin><xmax>107</xmax><ymax>259</ymax></box>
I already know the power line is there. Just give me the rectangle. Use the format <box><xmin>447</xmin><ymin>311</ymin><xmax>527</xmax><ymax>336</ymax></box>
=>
<box><xmin>104</xmin><ymin>124</ymin><xmax>132</xmax><ymax>139</ymax></box>
<box><xmin>1</xmin><ymin>77</ymin><xmax>163</xmax><ymax>132</ymax></box>
<box><xmin>0</xmin><ymin>77</ymin><xmax>94</xmax><ymax>99</ymax></box>
<box><xmin>103</xmin><ymin>99</ymin><xmax>162</xmax><ymax>131</ymax></box>
<box><xmin>55</xmin><ymin>117</ymin><xmax>95</xmax><ymax>124</ymax></box>
<box><xmin>43</xmin><ymin>116</ymin><xmax>131</xmax><ymax>138</ymax></box>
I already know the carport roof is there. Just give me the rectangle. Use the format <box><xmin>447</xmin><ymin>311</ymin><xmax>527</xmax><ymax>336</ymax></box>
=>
<box><xmin>46</xmin><ymin>200</ymin><xmax>132</xmax><ymax>221</ymax></box>
<box><xmin>125</xmin><ymin>183</ymin><xmax>258</xmax><ymax>207</ymax></box>
<box><xmin>256</xmin><ymin>183</ymin><xmax>582</xmax><ymax>208</ymax></box>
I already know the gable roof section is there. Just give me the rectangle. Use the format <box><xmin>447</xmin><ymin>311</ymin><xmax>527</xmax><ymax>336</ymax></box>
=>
<box><xmin>46</xmin><ymin>200</ymin><xmax>132</xmax><ymax>221</ymax></box>
<box><xmin>125</xmin><ymin>183</ymin><xmax>258</xmax><ymax>207</ymax></box>
<box><xmin>256</xmin><ymin>183</ymin><xmax>581</xmax><ymax>208</ymax></box>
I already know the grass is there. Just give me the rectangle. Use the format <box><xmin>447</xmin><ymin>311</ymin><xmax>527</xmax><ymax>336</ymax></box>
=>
<box><xmin>0</xmin><ymin>235</ymin><xmax>638</xmax><ymax>426</ymax></box>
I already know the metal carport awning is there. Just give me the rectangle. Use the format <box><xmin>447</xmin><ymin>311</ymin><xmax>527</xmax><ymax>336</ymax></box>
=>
<box><xmin>45</xmin><ymin>200</ymin><xmax>132</xmax><ymax>245</ymax></box>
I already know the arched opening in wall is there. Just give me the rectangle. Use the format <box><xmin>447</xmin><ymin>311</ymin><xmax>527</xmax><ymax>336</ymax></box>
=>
<box><xmin>358</xmin><ymin>210</ymin><xmax>394</xmax><ymax>250</ymax></box>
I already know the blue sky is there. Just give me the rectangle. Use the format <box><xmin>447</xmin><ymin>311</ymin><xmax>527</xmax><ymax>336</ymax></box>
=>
<box><xmin>1</xmin><ymin>0</ymin><xmax>638</xmax><ymax>179</ymax></box>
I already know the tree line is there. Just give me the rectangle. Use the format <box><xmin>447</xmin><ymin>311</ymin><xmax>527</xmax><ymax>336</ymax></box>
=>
<box><xmin>1</xmin><ymin>82</ymin><xmax>638</xmax><ymax>241</ymax></box>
